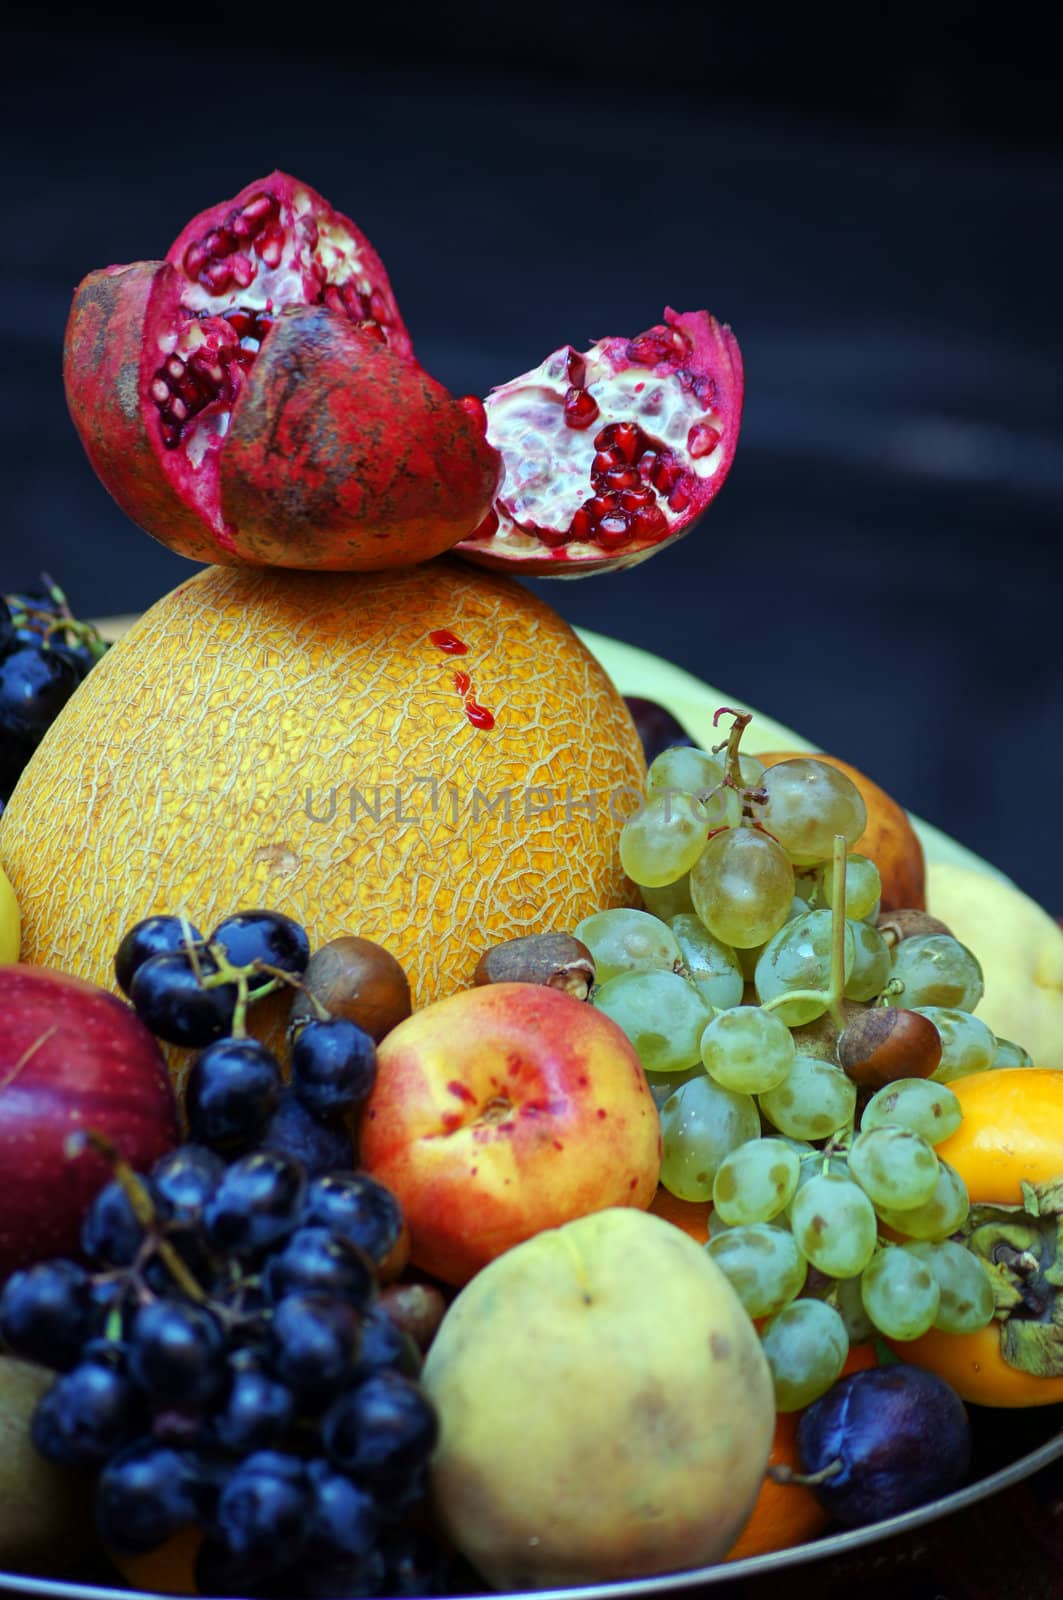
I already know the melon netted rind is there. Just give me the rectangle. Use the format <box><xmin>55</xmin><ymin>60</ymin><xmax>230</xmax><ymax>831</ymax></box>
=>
<box><xmin>0</xmin><ymin>560</ymin><xmax>644</xmax><ymax>1086</ymax></box>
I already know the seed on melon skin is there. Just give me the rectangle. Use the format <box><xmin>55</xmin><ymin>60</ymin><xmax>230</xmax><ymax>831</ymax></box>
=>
<box><xmin>0</xmin><ymin>560</ymin><xmax>644</xmax><ymax>1091</ymax></box>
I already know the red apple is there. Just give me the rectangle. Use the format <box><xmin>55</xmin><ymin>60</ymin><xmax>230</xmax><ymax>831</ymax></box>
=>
<box><xmin>0</xmin><ymin>965</ymin><xmax>180</xmax><ymax>1280</ymax></box>
<box><xmin>359</xmin><ymin>982</ymin><xmax>662</xmax><ymax>1285</ymax></box>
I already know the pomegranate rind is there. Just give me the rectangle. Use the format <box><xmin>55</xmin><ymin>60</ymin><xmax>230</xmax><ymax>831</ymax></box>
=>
<box><xmin>219</xmin><ymin>307</ymin><xmax>503</xmax><ymax>570</ymax></box>
<box><xmin>454</xmin><ymin>308</ymin><xmax>744</xmax><ymax>579</ymax></box>
<box><xmin>165</xmin><ymin>170</ymin><xmax>413</xmax><ymax>360</ymax></box>
<box><xmin>62</xmin><ymin>262</ymin><xmax>222</xmax><ymax>564</ymax></box>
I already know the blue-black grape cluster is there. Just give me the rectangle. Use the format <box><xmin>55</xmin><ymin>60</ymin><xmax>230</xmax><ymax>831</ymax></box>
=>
<box><xmin>116</xmin><ymin>909</ymin><xmax>381</xmax><ymax>1174</ymax></box>
<box><xmin>0</xmin><ymin>906</ymin><xmax>450</xmax><ymax>1595</ymax></box>
<box><xmin>0</xmin><ymin>1150</ymin><xmax>444</xmax><ymax>1596</ymax></box>
<box><xmin>0</xmin><ymin>580</ymin><xmax>110</xmax><ymax>812</ymax></box>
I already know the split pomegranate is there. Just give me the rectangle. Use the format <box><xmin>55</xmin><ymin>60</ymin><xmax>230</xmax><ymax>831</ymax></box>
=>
<box><xmin>63</xmin><ymin>172</ymin><xmax>501</xmax><ymax>572</ymax></box>
<box><xmin>454</xmin><ymin>308</ymin><xmax>744</xmax><ymax>576</ymax></box>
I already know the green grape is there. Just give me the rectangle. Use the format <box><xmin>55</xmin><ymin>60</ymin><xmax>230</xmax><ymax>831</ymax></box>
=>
<box><xmin>888</xmin><ymin>934</ymin><xmax>984</xmax><ymax>1012</ymax></box>
<box><xmin>760</xmin><ymin>1298</ymin><xmax>849</xmax><ymax>1411</ymax></box>
<box><xmin>738</xmin><ymin>752</ymin><xmax>767</xmax><ymax>786</ymax></box>
<box><xmin>754</xmin><ymin>759</ymin><xmax>868</xmax><ymax>865</ymax></box>
<box><xmin>689</xmin><ymin>827</ymin><xmax>795</xmax><ymax>949</ymax></box>
<box><xmin>593</xmin><ymin>970</ymin><xmax>710</xmax><ymax>1073</ymax></box>
<box><xmin>905</xmin><ymin>1240</ymin><xmax>996</xmax><ymax>1334</ymax></box>
<box><xmin>876</xmin><ymin>1159</ymin><xmax>970</xmax><ymax>1240</ymax></box>
<box><xmin>861</xmin><ymin>1077</ymin><xmax>963</xmax><ymax>1144</ymax></box>
<box><xmin>658</xmin><ymin>1075</ymin><xmax>760</xmax><ymax>1200</ymax></box>
<box><xmin>760</xmin><ymin>1054</ymin><xmax>856</xmax><ymax>1141</ymax></box>
<box><xmin>820</xmin><ymin>854</ymin><xmax>882</xmax><ymax>921</ymax></box>
<box><xmin>791</xmin><ymin>1148</ymin><xmax>851</xmax><ymax>1198</ymax></box>
<box><xmin>700</xmin><ymin>1006</ymin><xmax>796</xmax><ymax>1094</ymax></box>
<box><xmin>914</xmin><ymin>1006</ymin><xmax>996</xmax><ymax>1082</ymax></box>
<box><xmin>848</xmin><ymin>1125</ymin><xmax>939</xmax><ymax>1211</ymax></box>
<box><xmin>643</xmin><ymin>1063</ymin><xmax>704</xmax><ymax>1110</ymax></box>
<box><xmin>860</xmin><ymin>1245</ymin><xmax>940</xmax><ymax>1340</ymax></box>
<box><xmin>620</xmin><ymin>791</ymin><xmax>713</xmax><ymax>888</ymax></box>
<box><xmin>831</xmin><ymin>1273</ymin><xmax>877</xmax><ymax>1344</ymax></box>
<box><xmin>707</xmin><ymin>1223</ymin><xmax>807</xmax><ymax>1318</ymax></box>
<box><xmin>646</xmin><ymin>745</ymin><xmax>725</xmax><ymax>798</ymax></box>
<box><xmin>754</xmin><ymin>910</ymin><xmax>855</xmax><ymax>1026</ymax></box>
<box><xmin>843</xmin><ymin>921</ymin><xmax>892</xmax><ymax>1002</ymax></box>
<box><xmin>670</xmin><ymin>914</ymin><xmax>744</xmax><ymax>1011</ymax></box>
<box><xmin>575</xmin><ymin>908</ymin><xmax>681</xmax><ymax>982</ymax></box>
<box><xmin>991</xmin><ymin>1036</ymin><xmax>1034</xmax><ymax>1071</ymax></box>
<box><xmin>790</xmin><ymin>1173</ymin><xmax>878</xmax><ymax>1278</ymax></box>
<box><xmin>712</xmin><ymin>1138</ymin><xmax>802</xmax><ymax>1225</ymax></box>
<box><xmin>641</xmin><ymin>876</ymin><xmax>695</xmax><ymax>920</ymax></box>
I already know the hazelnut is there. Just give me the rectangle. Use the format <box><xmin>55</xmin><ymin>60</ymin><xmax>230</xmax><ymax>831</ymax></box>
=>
<box><xmin>838</xmin><ymin>1007</ymin><xmax>942</xmax><ymax>1090</ymax></box>
<box><xmin>877</xmin><ymin>909</ymin><xmax>953</xmax><ymax>945</ymax></box>
<box><xmin>473</xmin><ymin>933</ymin><xmax>595</xmax><ymax>1000</ymax></box>
<box><xmin>289</xmin><ymin>935</ymin><xmax>411</xmax><ymax>1043</ymax></box>
<box><xmin>379</xmin><ymin>1281</ymin><xmax>449</xmax><ymax>1353</ymax></box>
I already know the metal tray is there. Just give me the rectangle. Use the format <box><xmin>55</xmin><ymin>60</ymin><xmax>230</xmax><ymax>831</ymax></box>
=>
<box><xmin>3</xmin><ymin>632</ymin><xmax>1059</xmax><ymax>1600</ymax></box>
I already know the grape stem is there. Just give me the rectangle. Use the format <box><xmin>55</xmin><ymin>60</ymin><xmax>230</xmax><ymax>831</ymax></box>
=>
<box><xmin>760</xmin><ymin>835</ymin><xmax>849</xmax><ymax>1028</ymax></box>
<box><xmin>768</xmin><ymin>1458</ymin><xmax>844</xmax><ymax>1488</ymax></box>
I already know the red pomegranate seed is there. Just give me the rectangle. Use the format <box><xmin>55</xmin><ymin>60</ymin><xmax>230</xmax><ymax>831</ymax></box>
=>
<box><xmin>668</xmin><ymin>475</ymin><xmax>695</xmax><ymax>512</ymax></box>
<box><xmin>626</xmin><ymin>326</ymin><xmax>691</xmax><ymax>367</ymax></box>
<box><xmin>368</xmin><ymin>290</ymin><xmax>390</xmax><ymax>325</ymax></box>
<box><xmin>594</xmin><ymin>422</ymin><xmax>643</xmax><ymax>463</ymax></box>
<box><xmin>537</xmin><ymin>523</ymin><xmax>575</xmax><ymax>548</ymax></box>
<box><xmin>589</xmin><ymin>493</ymin><xmax>621</xmax><ymax>520</ymax></box>
<box><xmin>650</xmin><ymin>453</ymin><xmax>684</xmax><ymax>493</ymax></box>
<box><xmin>150</xmin><ymin>376</ymin><xmax>170</xmax><ymax>404</ymax></box>
<box><xmin>183</xmin><ymin>241</ymin><xmax>209</xmax><ymax>279</ymax></box>
<box><xmin>254</xmin><ymin>313</ymin><xmax>276</xmax><ymax>335</ymax></box>
<box><xmin>595</xmin><ymin>464</ymin><xmax>641</xmax><ymax>493</ymax></box>
<box><xmin>688</xmin><ymin>422</ymin><xmax>721</xmax><ymax>458</ymax></box>
<box><xmin>596</xmin><ymin>512</ymin><xmax>635</xmax><ymax>549</ymax></box>
<box><xmin>238</xmin><ymin>192</ymin><xmax>279</xmax><ymax>233</ymax></box>
<box><xmin>222</xmin><ymin>308</ymin><xmax>257</xmax><ymax>338</ymax></box>
<box><xmin>467</xmin><ymin>508</ymin><xmax>499</xmax><ymax>541</ymax></box>
<box><xmin>341</xmin><ymin>283</ymin><xmax>369</xmax><ymax>319</ymax></box>
<box><xmin>632</xmin><ymin>503</ymin><xmax>669</xmax><ymax>541</ymax></box>
<box><xmin>201</xmin><ymin>228</ymin><xmax>234</xmax><ymax>260</ymax></box>
<box><xmin>168</xmin><ymin>396</ymin><xmax>189</xmax><ymax>423</ymax></box>
<box><xmin>230</xmin><ymin>253</ymin><xmax>255</xmax><ymax>289</ymax></box>
<box><xmin>164</xmin><ymin>356</ymin><xmax>186</xmax><ymax>382</ymax></box>
<box><xmin>567</xmin><ymin>505</ymin><xmax>595</xmax><ymax>542</ymax></box>
<box><xmin>354</xmin><ymin>320</ymin><xmax>387</xmax><ymax>345</ymax></box>
<box><xmin>563</xmin><ymin>388</ymin><xmax>600</xmax><ymax>430</ymax></box>
<box><xmin>567</xmin><ymin>349</ymin><xmax>587</xmax><ymax>389</ymax></box>
<box><xmin>200</xmin><ymin>260</ymin><xmax>234</xmax><ymax>295</ymax></box>
<box><xmin>257</xmin><ymin>230</ymin><xmax>284</xmax><ymax>269</ymax></box>
<box><xmin>619</xmin><ymin>486</ymin><xmax>654</xmax><ymax>510</ymax></box>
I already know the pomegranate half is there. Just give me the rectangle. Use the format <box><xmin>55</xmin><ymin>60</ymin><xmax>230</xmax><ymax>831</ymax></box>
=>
<box><xmin>63</xmin><ymin>172</ymin><xmax>501</xmax><ymax>572</ymax></box>
<box><xmin>455</xmin><ymin>308</ymin><xmax>744</xmax><ymax>577</ymax></box>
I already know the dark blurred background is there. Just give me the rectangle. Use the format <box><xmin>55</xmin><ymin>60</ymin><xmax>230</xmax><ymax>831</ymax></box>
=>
<box><xmin>3</xmin><ymin>6</ymin><xmax>1061</xmax><ymax>902</ymax></box>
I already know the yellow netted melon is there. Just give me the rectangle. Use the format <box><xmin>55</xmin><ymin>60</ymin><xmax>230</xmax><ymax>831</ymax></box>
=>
<box><xmin>0</xmin><ymin>560</ymin><xmax>643</xmax><ymax>1079</ymax></box>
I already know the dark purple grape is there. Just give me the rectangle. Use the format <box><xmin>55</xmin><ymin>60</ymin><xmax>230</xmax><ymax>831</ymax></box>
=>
<box><xmin>81</xmin><ymin>1178</ymin><xmax>150</xmax><ymax>1268</ymax></box>
<box><xmin>797</xmin><ymin>1363</ymin><xmax>972</xmax><ymax>1526</ymax></box>
<box><xmin>214</xmin><ymin>1358</ymin><xmax>295</xmax><ymax>1455</ymax></box>
<box><xmin>352</xmin><ymin>1304</ymin><xmax>421</xmax><ymax>1381</ymax></box>
<box><xmin>291</xmin><ymin>1017</ymin><xmax>377</xmax><ymax>1117</ymax></box>
<box><xmin>203</xmin><ymin>1151</ymin><xmax>307</xmax><ymax>1258</ymax></box>
<box><xmin>209</xmin><ymin>910</ymin><xmax>310</xmax><ymax>992</ymax></box>
<box><xmin>44</xmin><ymin>637</ymin><xmax>99</xmax><ymax>681</ymax></box>
<box><xmin>623</xmin><ymin>694</ymin><xmax>698</xmax><ymax>767</ymax></box>
<box><xmin>150</xmin><ymin>1144</ymin><xmax>225</xmax><ymax>1225</ymax></box>
<box><xmin>115</xmin><ymin>915</ymin><xmax>204</xmax><ymax>997</ymax></box>
<box><xmin>0</xmin><ymin>1259</ymin><xmax>95</xmax><ymax>1371</ymax></box>
<box><xmin>0</xmin><ymin>643</ymin><xmax>79</xmax><ymax>743</ymax></box>
<box><xmin>213</xmin><ymin>1450</ymin><xmax>310</xmax><ymax>1567</ymax></box>
<box><xmin>259</xmin><ymin>1090</ymin><xmax>355</xmax><ymax>1178</ymax></box>
<box><xmin>305</xmin><ymin>1459</ymin><xmax>379</xmax><ymax>1563</ymax></box>
<box><xmin>129</xmin><ymin>952</ymin><xmax>238</xmax><ymax>1047</ymax></box>
<box><xmin>186</xmin><ymin>1037</ymin><xmax>282</xmax><ymax>1149</ymax></box>
<box><xmin>95</xmin><ymin>1440</ymin><xmax>201</xmax><ymax>1553</ymax></box>
<box><xmin>322</xmin><ymin>1371</ymin><xmax>438</xmax><ymax>1494</ymax></box>
<box><xmin>264</xmin><ymin>1226</ymin><xmax>376</xmax><ymax>1310</ymax></box>
<box><xmin>129</xmin><ymin>1299</ymin><xmax>227</xmax><ymax>1406</ymax></box>
<box><xmin>302</xmin><ymin>1173</ymin><xmax>406</xmax><ymax>1277</ymax></box>
<box><xmin>31</xmin><ymin>1353</ymin><xmax>143</xmax><ymax>1466</ymax></box>
<box><xmin>269</xmin><ymin>1292</ymin><xmax>362</xmax><ymax>1399</ymax></box>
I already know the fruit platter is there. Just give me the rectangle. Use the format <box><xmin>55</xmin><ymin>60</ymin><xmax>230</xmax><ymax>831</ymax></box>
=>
<box><xmin>2</xmin><ymin>172</ymin><xmax>1062</xmax><ymax>1600</ymax></box>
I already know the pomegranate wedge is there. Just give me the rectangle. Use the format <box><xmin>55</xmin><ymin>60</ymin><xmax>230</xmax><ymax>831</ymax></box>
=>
<box><xmin>455</xmin><ymin>308</ymin><xmax>743</xmax><ymax>577</ymax></box>
<box><xmin>63</xmin><ymin>172</ymin><xmax>500</xmax><ymax>572</ymax></box>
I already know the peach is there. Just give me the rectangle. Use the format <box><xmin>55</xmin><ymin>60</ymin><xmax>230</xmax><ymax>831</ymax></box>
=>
<box><xmin>358</xmin><ymin>982</ymin><xmax>662</xmax><ymax>1285</ymax></box>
